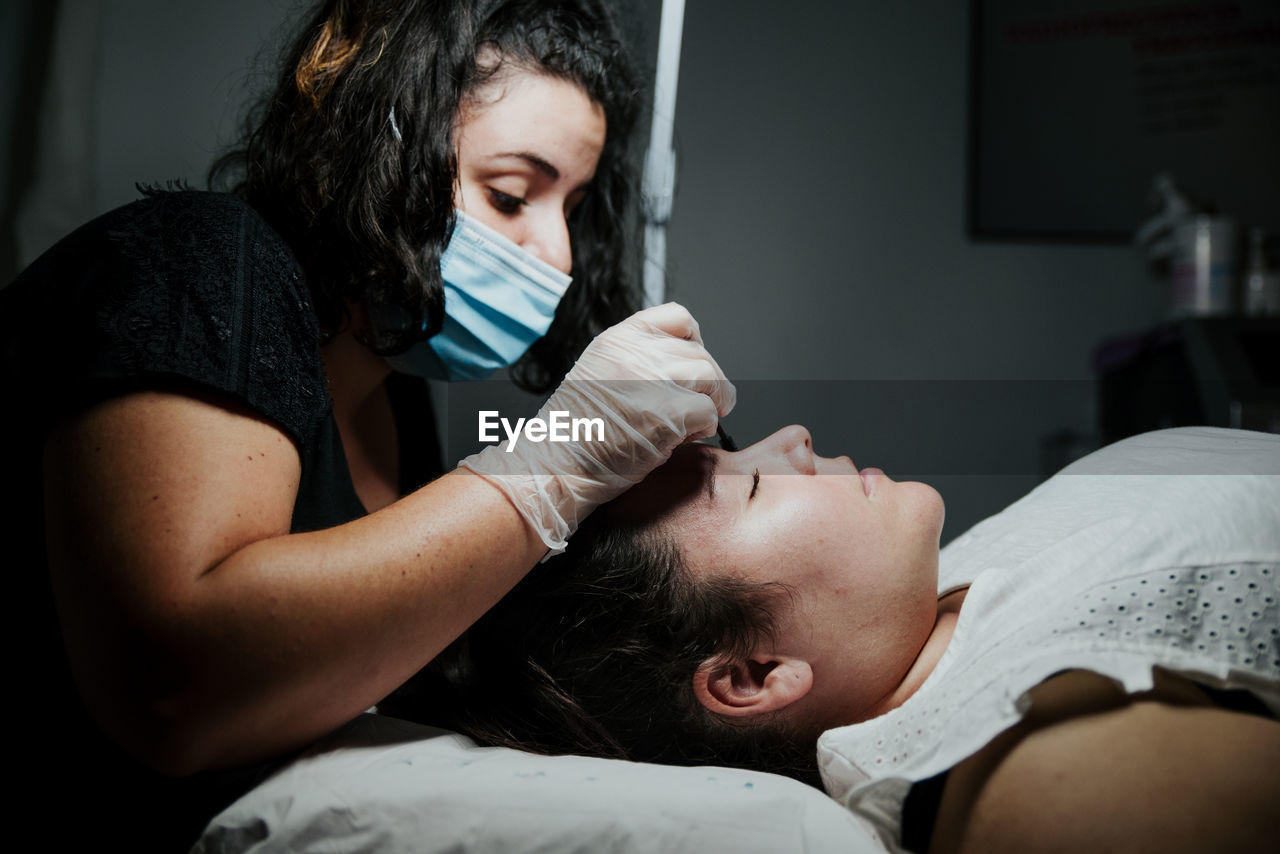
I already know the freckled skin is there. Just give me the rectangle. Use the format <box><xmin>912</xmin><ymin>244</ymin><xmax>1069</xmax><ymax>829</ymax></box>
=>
<box><xmin>36</xmin><ymin>65</ymin><xmax>607</xmax><ymax>778</ymax></box>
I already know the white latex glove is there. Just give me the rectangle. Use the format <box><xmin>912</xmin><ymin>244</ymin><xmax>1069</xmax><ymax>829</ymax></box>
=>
<box><xmin>460</xmin><ymin>303</ymin><xmax>735</xmax><ymax>553</ymax></box>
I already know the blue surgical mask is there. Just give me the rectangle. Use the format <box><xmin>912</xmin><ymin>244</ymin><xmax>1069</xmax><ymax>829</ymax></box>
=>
<box><xmin>387</xmin><ymin>210</ymin><xmax>572</xmax><ymax>381</ymax></box>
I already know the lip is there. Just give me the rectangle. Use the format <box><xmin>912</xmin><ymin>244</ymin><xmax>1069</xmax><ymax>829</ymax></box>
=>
<box><xmin>859</xmin><ymin>467</ymin><xmax>883</xmax><ymax>496</ymax></box>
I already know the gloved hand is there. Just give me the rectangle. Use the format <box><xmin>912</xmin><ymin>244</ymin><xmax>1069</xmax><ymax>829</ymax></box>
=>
<box><xmin>460</xmin><ymin>302</ymin><xmax>735</xmax><ymax>553</ymax></box>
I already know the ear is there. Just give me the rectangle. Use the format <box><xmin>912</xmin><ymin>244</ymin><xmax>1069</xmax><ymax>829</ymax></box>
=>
<box><xmin>692</xmin><ymin>654</ymin><xmax>813</xmax><ymax>718</ymax></box>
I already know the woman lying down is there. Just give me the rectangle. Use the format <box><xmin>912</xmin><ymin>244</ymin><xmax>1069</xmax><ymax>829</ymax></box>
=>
<box><xmin>384</xmin><ymin>425</ymin><xmax>1280</xmax><ymax>853</ymax></box>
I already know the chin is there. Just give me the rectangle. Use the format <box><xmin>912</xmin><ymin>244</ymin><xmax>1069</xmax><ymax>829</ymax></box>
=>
<box><xmin>904</xmin><ymin>483</ymin><xmax>945</xmax><ymax>596</ymax></box>
<box><xmin>927</xmin><ymin>486</ymin><xmax>945</xmax><ymax>539</ymax></box>
<box><xmin>904</xmin><ymin>481</ymin><xmax>946</xmax><ymax>541</ymax></box>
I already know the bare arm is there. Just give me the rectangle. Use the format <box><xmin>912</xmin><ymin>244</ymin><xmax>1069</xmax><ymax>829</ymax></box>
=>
<box><xmin>44</xmin><ymin>389</ymin><xmax>544</xmax><ymax>776</ymax></box>
<box><xmin>931</xmin><ymin>671</ymin><xmax>1280</xmax><ymax>854</ymax></box>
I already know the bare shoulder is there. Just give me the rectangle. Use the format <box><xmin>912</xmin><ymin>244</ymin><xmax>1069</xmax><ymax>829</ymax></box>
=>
<box><xmin>931</xmin><ymin>670</ymin><xmax>1280</xmax><ymax>854</ymax></box>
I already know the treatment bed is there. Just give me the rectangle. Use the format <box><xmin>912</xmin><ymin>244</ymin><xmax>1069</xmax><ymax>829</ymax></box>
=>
<box><xmin>193</xmin><ymin>712</ymin><xmax>882</xmax><ymax>853</ymax></box>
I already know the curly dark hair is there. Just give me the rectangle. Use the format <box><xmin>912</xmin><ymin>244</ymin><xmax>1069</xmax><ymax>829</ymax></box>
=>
<box><xmin>380</xmin><ymin>502</ymin><xmax>825</xmax><ymax>788</ymax></box>
<box><xmin>211</xmin><ymin>0</ymin><xmax>642</xmax><ymax>392</ymax></box>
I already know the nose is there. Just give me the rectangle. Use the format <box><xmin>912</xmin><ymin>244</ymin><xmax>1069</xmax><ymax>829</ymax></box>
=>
<box><xmin>522</xmin><ymin>209</ymin><xmax>573</xmax><ymax>275</ymax></box>
<box><xmin>756</xmin><ymin>425</ymin><xmax>816</xmax><ymax>475</ymax></box>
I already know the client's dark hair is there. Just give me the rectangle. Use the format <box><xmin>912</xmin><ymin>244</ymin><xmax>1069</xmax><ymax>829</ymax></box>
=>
<box><xmin>383</xmin><ymin>506</ymin><xmax>823</xmax><ymax>787</ymax></box>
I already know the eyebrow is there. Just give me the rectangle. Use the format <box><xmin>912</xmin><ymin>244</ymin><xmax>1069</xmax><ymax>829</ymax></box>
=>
<box><xmin>492</xmin><ymin>151</ymin><xmax>560</xmax><ymax>181</ymax></box>
<box><xmin>705</xmin><ymin>453</ymin><xmax>719</xmax><ymax>504</ymax></box>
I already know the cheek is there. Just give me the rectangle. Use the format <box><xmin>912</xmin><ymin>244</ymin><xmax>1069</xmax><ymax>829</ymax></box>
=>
<box><xmin>798</xmin><ymin>491</ymin><xmax>925</xmax><ymax>607</ymax></box>
<box><xmin>732</xmin><ymin>496</ymin><xmax>864</xmax><ymax>587</ymax></box>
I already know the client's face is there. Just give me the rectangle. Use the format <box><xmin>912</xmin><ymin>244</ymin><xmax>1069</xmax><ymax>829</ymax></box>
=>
<box><xmin>615</xmin><ymin>425</ymin><xmax>946</xmax><ymax>727</ymax></box>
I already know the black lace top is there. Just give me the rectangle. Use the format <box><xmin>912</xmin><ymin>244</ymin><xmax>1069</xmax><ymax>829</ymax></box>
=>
<box><xmin>2</xmin><ymin>190</ymin><xmax>441</xmax><ymax>850</ymax></box>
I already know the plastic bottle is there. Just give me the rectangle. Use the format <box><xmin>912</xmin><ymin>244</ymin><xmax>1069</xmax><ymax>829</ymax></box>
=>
<box><xmin>1242</xmin><ymin>227</ymin><xmax>1280</xmax><ymax>317</ymax></box>
<box><xmin>1171</xmin><ymin>215</ymin><xmax>1237</xmax><ymax>317</ymax></box>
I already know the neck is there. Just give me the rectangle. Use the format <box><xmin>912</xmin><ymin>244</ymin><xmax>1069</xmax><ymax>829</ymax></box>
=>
<box><xmin>865</xmin><ymin>588</ymin><xmax>968</xmax><ymax>719</ymax></box>
<box><xmin>321</xmin><ymin>326</ymin><xmax>393</xmax><ymax>418</ymax></box>
<box><xmin>321</xmin><ymin>324</ymin><xmax>399</xmax><ymax>512</ymax></box>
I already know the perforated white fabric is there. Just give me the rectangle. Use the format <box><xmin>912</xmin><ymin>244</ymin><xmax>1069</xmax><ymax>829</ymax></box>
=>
<box><xmin>817</xmin><ymin>428</ymin><xmax>1280</xmax><ymax>852</ymax></box>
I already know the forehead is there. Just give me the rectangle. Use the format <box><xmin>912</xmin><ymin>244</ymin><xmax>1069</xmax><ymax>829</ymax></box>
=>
<box><xmin>456</xmin><ymin>70</ymin><xmax>606</xmax><ymax>187</ymax></box>
<box><xmin>608</xmin><ymin>446</ymin><xmax>752</xmax><ymax>586</ymax></box>
<box><xmin>610</xmin><ymin>444</ymin><xmax>716</xmax><ymax>529</ymax></box>
<box><xmin>461</xmin><ymin>69</ymin><xmax>604</xmax><ymax>135</ymax></box>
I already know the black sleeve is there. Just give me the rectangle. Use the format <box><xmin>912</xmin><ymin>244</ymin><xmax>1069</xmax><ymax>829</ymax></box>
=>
<box><xmin>2</xmin><ymin>190</ymin><xmax>330</xmax><ymax>445</ymax></box>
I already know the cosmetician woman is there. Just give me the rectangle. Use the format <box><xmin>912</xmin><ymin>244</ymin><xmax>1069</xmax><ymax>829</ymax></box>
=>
<box><xmin>0</xmin><ymin>1</ymin><xmax>732</xmax><ymax>848</ymax></box>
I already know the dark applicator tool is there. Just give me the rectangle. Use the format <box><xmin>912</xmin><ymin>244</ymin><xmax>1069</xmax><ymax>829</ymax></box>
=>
<box><xmin>716</xmin><ymin>424</ymin><xmax>738</xmax><ymax>452</ymax></box>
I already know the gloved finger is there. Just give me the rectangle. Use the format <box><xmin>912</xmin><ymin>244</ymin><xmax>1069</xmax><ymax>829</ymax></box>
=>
<box><xmin>650</xmin><ymin>338</ymin><xmax>736</xmax><ymax>417</ymax></box>
<box><xmin>571</xmin><ymin>333</ymin><xmax>707</xmax><ymax>383</ymax></box>
<box><xmin>624</xmin><ymin>302</ymin><xmax>704</xmax><ymax>345</ymax></box>
<box><xmin>656</xmin><ymin>359</ymin><xmax>736</xmax><ymax>418</ymax></box>
<box><xmin>708</xmin><ymin>376</ymin><xmax>737</xmax><ymax>417</ymax></box>
<box><xmin>678</xmin><ymin>388</ymin><xmax>721</xmax><ymax>443</ymax></box>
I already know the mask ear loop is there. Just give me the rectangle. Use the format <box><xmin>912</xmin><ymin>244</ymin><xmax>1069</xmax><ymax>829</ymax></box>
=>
<box><xmin>716</xmin><ymin>424</ymin><xmax>738</xmax><ymax>452</ymax></box>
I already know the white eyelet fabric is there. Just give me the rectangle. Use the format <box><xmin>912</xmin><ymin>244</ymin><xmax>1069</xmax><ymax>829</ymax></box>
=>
<box><xmin>818</xmin><ymin>428</ymin><xmax>1280</xmax><ymax>853</ymax></box>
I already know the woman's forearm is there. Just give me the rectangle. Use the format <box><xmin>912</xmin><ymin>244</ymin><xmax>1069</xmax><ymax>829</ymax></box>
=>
<box><xmin>168</xmin><ymin>474</ymin><xmax>542</xmax><ymax>773</ymax></box>
<box><xmin>44</xmin><ymin>391</ymin><xmax>544</xmax><ymax>775</ymax></box>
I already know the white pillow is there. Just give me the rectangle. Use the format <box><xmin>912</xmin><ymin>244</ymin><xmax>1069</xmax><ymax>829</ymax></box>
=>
<box><xmin>194</xmin><ymin>714</ymin><xmax>882</xmax><ymax>853</ymax></box>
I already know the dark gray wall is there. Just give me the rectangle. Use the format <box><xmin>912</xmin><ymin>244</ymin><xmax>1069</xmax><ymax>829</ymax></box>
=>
<box><xmin>2</xmin><ymin>0</ymin><xmax>294</xmax><ymax>274</ymax></box>
<box><xmin>654</xmin><ymin>1</ymin><xmax>1163</xmax><ymax>538</ymax></box>
<box><xmin>4</xmin><ymin>0</ymin><xmax>1171</xmax><ymax>541</ymax></box>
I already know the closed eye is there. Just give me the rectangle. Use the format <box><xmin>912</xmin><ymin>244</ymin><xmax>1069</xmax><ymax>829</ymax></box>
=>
<box><xmin>488</xmin><ymin>188</ymin><xmax>526</xmax><ymax>215</ymax></box>
<box><xmin>748</xmin><ymin>468</ymin><xmax>760</xmax><ymax>501</ymax></box>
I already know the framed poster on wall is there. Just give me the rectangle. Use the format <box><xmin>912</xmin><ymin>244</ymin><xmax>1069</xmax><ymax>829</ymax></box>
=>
<box><xmin>969</xmin><ymin>0</ymin><xmax>1280</xmax><ymax>242</ymax></box>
